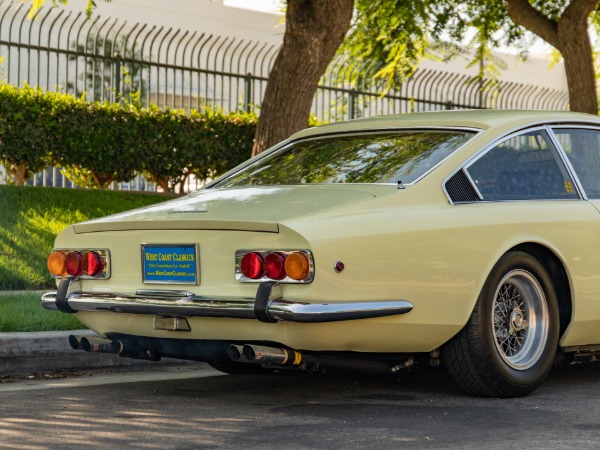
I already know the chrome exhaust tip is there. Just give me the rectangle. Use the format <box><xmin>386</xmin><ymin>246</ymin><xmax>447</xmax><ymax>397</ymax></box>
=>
<box><xmin>228</xmin><ymin>344</ymin><xmax>245</xmax><ymax>362</ymax></box>
<box><xmin>68</xmin><ymin>335</ymin><xmax>83</xmax><ymax>350</ymax></box>
<box><xmin>242</xmin><ymin>344</ymin><xmax>302</xmax><ymax>366</ymax></box>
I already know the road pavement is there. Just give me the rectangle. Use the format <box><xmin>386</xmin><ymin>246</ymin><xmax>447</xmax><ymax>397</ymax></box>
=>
<box><xmin>1</xmin><ymin>362</ymin><xmax>599</xmax><ymax>449</ymax></box>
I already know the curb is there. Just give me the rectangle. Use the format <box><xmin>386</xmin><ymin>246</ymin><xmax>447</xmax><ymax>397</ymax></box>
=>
<box><xmin>0</xmin><ymin>330</ymin><xmax>193</xmax><ymax>376</ymax></box>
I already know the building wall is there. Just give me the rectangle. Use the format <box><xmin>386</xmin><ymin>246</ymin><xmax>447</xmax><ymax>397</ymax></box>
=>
<box><xmin>72</xmin><ymin>0</ymin><xmax>284</xmax><ymax>45</ymax></box>
<box><xmin>76</xmin><ymin>0</ymin><xmax>567</xmax><ymax>92</ymax></box>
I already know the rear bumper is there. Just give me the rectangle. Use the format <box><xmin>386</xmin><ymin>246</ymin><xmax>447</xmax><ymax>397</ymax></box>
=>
<box><xmin>41</xmin><ymin>279</ymin><xmax>413</xmax><ymax>323</ymax></box>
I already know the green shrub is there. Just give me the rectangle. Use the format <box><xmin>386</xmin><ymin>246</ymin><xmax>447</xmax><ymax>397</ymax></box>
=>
<box><xmin>0</xmin><ymin>83</ymin><xmax>258</xmax><ymax>191</ymax></box>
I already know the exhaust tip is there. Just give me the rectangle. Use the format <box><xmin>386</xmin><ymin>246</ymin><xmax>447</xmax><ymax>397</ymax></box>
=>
<box><xmin>243</xmin><ymin>345</ymin><xmax>257</xmax><ymax>361</ymax></box>
<box><xmin>80</xmin><ymin>337</ymin><xmax>92</xmax><ymax>352</ymax></box>
<box><xmin>227</xmin><ymin>345</ymin><xmax>242</xmax><ymax>361</ymax></box>
<box><xmin>68</xmin><ymin>335</ymin><xmax>81</xmax><ymax>350</ymax></box>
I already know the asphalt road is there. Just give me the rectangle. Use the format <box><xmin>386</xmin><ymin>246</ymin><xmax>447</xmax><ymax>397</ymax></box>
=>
<box><xmin>1</xmin><ymin>362</ymin><xmax>600</xmax><ymax>449</ymax></box>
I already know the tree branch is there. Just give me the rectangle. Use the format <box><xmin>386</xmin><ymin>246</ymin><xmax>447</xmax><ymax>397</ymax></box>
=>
<box><xmin>562</xmin><ymin>0</ymin><xmax>600</xmax><ymax>26</ymax></box>
<box><xmin>504</xmin><ymin>0</ymin><xmax>560</xmax><ymax>49</ymax></box>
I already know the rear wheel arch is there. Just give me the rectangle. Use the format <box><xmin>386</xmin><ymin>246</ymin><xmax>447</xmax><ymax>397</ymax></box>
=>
<box><xmin>509</xmin><ymin>243</ymin><xmax>572</xmax><ymax>337</ymax></box>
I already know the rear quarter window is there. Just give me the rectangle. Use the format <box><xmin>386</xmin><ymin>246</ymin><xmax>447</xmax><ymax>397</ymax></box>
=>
<box><xmin>466</xmin><ymin>129</ymin><xmax>577</xmax><ymax>201</ymax></box>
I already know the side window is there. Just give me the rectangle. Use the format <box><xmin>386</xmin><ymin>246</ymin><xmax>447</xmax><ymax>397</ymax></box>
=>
<box><xmin>466</xmin><ymin>130</ymin><xmax>577</xmax><ymax>201</ymax></box>
<box><xmin>552</xmin><ymin>128</ymin><xmax>600</xmax><ymax>199</ymax></box>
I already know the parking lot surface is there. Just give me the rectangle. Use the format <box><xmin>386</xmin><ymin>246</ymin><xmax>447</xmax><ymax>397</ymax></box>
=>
<box><xmin>1</xmin><ymin>363</ymin><xmax>599</xmax><ymax>449</ymax></box>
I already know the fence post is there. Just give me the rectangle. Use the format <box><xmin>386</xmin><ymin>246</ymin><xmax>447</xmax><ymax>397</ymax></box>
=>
<box><xmin>348</xmin><ymin>90</ymin><xmax>356</xmax><ymax>119</ymax></box>
<box><xmin>113</xmin><ymin>50</ymin><xmax>122</xmax><ymax>103</ymax></box>
<box><xmin>244</xmin><ymin>73</ymin><xmax>252</xmax><ymax>113</ymax></box>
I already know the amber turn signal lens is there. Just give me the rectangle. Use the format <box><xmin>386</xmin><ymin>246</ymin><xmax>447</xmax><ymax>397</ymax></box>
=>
<box><xmin>284</xmin><ymin>252</ymin><xmax>309</xmax><ymax>281</ymax></box>
<box><xmin>47</xmin><ymin>251</ymin><xmax>67</xmax><ymax>276</ymax></box>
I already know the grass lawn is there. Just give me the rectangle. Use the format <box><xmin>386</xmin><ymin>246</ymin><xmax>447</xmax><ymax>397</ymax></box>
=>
<box><xmin>0</xmin><ymin>291</ymin><xmax>85</xmax><ymax>332</ymax></box>
<box><xmin>0</xmin><ymin>185</ymin><xmax>171</xmax><ymax>290</ymax></box>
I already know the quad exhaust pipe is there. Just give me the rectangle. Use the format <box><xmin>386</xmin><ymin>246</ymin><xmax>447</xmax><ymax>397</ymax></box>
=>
<box><xmin>69</xmin><ymin>335</ymin><xmax>160</xmax><ymax>361</ymax></box>
<box><xmin>229</xmin><ymin>343</ymin><xmax>411</xmax><ymax>374</ymax></box>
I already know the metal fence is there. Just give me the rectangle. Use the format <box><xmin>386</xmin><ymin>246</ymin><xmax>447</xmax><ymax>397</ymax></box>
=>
<box><xmin>0</xmin><ymin>0</ymin><xmax>570</xmax><ymax>189</ymax></box>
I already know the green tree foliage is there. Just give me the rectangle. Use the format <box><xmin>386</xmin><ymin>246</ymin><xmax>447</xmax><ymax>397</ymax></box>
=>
<box><xmin>344</xmin><ymin>0</ymin><xmax>600</xmax><ymax>113</ymax></box>
<box><xmin>342</xmin><ymin>0</ymin><xmax>433</xmax><ymax>91</ymax></box>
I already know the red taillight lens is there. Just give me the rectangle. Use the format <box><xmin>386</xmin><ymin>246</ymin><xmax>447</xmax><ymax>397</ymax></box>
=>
<box><xmin>240</xmin><ymin>252</ymin><xmax>264</xmax><ymax>279</ymax></box>
<box><xmin>47</xmin><ymin>251</ymin><xmax>67</xmax><ymax>276</ymax></box>
<box><xmin>65</xmin><ymin>251</ymin><xmax>83</xmax><ymax>276</ymax></box>
<box><xmin>263</xmin><ymin>252</ymin><xmax>287</xmax><ymax>280</ymax></box>
<box><xmin>81</xmin><ymin>251</ymin><xmax>104</xmax><ymax>276</ymax></box>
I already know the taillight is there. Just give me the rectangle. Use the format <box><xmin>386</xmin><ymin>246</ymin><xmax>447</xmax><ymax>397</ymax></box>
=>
<box><xmin>284</xmin><ymin>252</ymin><xmax>310</xmax><ymax>281</ymax></box>
<box><xmin>81</xmin><ymin>251</ymin><xmax>105</xmax><ymax>276</ymax></box>
<box><xmin>47</xmin><ymin>251</ymin><xmax>67</xmax><ymax>276</ymax></box>
<box><xmin>263</xmin><ymin>252</ymin><xmax>286</xmax><ymax>280</ymax></box>
<box><xmin>236</xmin><ymin>250</ymin><xmax>313</xmax><ymax>283</ymax></box>
<box><xmin>65</xmin><ymin>251</ymin><xmax>83</xmax><ymax>276</ymax></box>
<box><xmin>47</xmin><ymin>249</ymin><xmax>109</xmax><ymax>279</ymax></box>
<box><xmin>240</xmin><ymin>252</ymin><xmax>264</xmax><ymax>279</ymax></box>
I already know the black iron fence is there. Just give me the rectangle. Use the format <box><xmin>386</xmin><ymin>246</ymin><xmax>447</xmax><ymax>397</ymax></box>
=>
<box><xmin>0</xmin><ymin>0</ymin><xmax>569</xmax><ymax>121</ymax></box>
<box><xmin>0</xmin><ymin>0</ymin><xmax>570</xmax><ymax>189</ymax></box>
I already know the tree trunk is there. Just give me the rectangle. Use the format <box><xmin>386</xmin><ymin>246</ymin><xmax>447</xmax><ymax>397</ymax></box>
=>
<box><xmin>557</xmin><ymin>3</ymin><xmax>598</xmax><ymax>113</ymax></box>
<box><xmin>12</xmin><ymin>164</ymin><xmax>26</xmax><ymax>186</ymax></box>
<box><xmin>505</xmin><ymin>0</ymin><xmax>599</xmax><ymax>114</ymax></box>
<box><xmin>251</xmin><ymin>0</ymin><xmax>354</xmax><ymax>156</ymax></box>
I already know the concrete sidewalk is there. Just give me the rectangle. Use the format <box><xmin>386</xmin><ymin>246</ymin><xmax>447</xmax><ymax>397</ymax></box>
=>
<box><xmin>0</xmin><ymin>330</ymin><xmax>192</xmax><ymax>376</ymax></box>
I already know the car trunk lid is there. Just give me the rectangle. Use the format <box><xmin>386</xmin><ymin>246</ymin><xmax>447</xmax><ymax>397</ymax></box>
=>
<box><xmin>72</xmin><ymin>185</ymin><xmax>390</xmax><ymax>233</ymax></box>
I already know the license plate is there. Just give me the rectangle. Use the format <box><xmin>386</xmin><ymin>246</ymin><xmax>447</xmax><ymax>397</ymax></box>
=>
<box><xmin>141</xmin><ymin>244</ymin><xmax>199</xmax><ymax>284</ymax></box>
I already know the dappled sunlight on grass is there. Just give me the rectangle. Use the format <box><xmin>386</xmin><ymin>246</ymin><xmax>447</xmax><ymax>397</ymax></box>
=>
<box><xmin>0</xmin><ymin>185</ymin><xmax>168</xmax><ymax>290</ymax></box>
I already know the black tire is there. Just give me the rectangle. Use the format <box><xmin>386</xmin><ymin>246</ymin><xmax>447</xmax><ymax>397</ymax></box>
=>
<box><xmin>442</xmin><ymin>251</ymin><xmax>560</xmax><ymax>397</ymax></box>
<box><xmin>208</xmin><ymin>360</ymin><xmax>274</xmax><ymax>375</ymax></box>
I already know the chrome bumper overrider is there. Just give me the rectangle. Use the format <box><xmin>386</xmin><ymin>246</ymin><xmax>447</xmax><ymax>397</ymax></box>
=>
<box><xmin>41</xmin><ymin>281</ymin><xmax>413</xmax><ymax>323</ymax></box>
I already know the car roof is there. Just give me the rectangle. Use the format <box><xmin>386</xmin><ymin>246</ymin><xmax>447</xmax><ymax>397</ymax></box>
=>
<box><xmin>291</xmin><ymin>110</ymin><xmax>600</xmax><ymax>140</ymax></box>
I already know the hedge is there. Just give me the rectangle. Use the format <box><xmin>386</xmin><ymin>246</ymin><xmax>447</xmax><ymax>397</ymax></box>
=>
<box><xmin>0</xmin><ymin>83</ymin><xmax>257</xmax><ymax>191</ymax></box>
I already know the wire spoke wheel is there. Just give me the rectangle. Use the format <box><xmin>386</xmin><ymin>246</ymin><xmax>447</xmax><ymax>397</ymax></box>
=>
<box><xmin>492</xmin><ymin>270</ymin><xmax>549</xmax><ymax>370</ymax></box>
<box><xmin>442</xmin><ymin>251</ymin><xmax>560</xmax><ymax>397</ymax></box>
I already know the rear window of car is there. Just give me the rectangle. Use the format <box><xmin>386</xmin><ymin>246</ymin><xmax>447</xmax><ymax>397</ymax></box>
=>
<box><xmin>213</xmin><ymin>130</ymin><xmax>475</xmax><ymax>187</ymax></box>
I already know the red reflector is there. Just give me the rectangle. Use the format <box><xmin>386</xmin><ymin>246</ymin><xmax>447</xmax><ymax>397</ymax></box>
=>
<box><xmin>81</xmin><ymin>251</ymin><xmax>104</xmax><ymax>276</ymax></box>
<box><xmin>240</xmin><ymin>252</ymin><xmax>264</xmax><ymax>279</ymax></box>
<box><xmin>65</xmin><ymin>251</ymin><xmax>83</xmax><ymax>276</ymax></box>
<box><xmin>264</xmin><ymin>252</ymin><xmax>286</xmax><ymax>280</ymax></box>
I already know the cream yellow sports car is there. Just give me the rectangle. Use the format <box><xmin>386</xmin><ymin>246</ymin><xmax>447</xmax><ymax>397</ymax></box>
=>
<box><xmin>42</xmin><ymin>110</ymin><xmax>600</xmax><ymax>397</ymax></box>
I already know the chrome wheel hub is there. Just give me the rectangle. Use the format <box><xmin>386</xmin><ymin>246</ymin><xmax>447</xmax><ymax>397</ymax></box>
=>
<box><xmin>510</xmin><ymin>307</ymin><xmax>527</xmax><ymax>332</ymax></box>
<box><xmin>492</xmin><ymin>269</ymin><xmax>548</xmax><ymax>370</ymax></box>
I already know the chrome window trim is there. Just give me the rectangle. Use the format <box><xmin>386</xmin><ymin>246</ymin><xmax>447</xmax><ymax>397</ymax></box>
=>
<box><xmin>547</xmin><ymin>124</ymin><xmax>600</xmax><ymax>201</ymax></box>
<box><xmin>545</xmin><ymin>125</ymin><xmax>587</xmax><ymax>200</ymax></box>
<box><xmin>443</xmin><ymin>124</ymin><xmax>585</xmax><ymax>204</ymax></box>
<box><xmin>208</xmin><ymin>127</ymin><xmax>483</xmax><ymax>189</ymax></box>
<box><xmin>442</xmin><ymin>168</ymin><xmax>484</xmax><ymax>205</ymax></box>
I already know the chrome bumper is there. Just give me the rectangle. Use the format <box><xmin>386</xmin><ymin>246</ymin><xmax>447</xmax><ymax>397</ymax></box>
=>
<box><xmin>41</xmin><ymin>281</ymin><xmax>413</xmax><ymax>323</ymax></box>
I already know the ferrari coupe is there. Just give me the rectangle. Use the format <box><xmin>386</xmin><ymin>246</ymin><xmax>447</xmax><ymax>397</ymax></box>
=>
<box><xmin>42</xmin><ymin>110</ymin><xmax>600</xmax><ymax>397</ymax></box>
